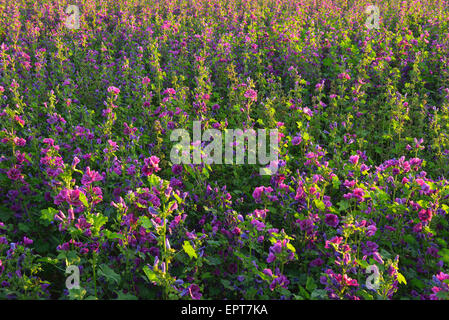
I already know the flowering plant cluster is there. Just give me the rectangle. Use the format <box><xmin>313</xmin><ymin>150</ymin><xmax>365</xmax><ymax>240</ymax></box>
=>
<box><xmin>1</xmin><ymin>0</ymin><xmax>449</xmax><ymax>300</ymax></box>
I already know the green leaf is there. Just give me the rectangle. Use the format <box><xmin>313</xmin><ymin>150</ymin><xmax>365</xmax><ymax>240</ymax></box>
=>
<box><xmin>78</xmin><ymin>192</ymin><xmax>88</xmax><ymax>207</ymax></box>
<box><xmin>205</xmin><ymin>256</ymin><xmax>222</xmax><ymax>266</ymax></box>
<box><xmin>314</xmin><ymin>199</ymin><xmax>325</xmax><ymax>211</ymax></box>
<box><xmin>67</xmin><ymin>287</ymin><xmax>87</xmax><ymax>300</ymax></box>
<box><xmin>397</xmin><ymin>272</ymin><xmax>407</xmax><ymax>285</ymax></box>
<box><xmin>98</xmin><ymin>264</ymin><xmax>121</xmax><ymax>285</ymax></box>
<box><xmin>298</xmin><ymin>285</ymin><xmax>310</xmax><ymax>299</ymax></box>
<box><xmin>90</xmin><ymin>214</ymin><xmax>108</xmax><ymax>230</ymax></box>
<box><xmin>338</xmin><ymin>200</ymin><xmax>350</xmax><ymax>212</ymax></box>
<box><xmin>41</xmin><ymin>207</ymin><xmax>58</xmax><ymax>223</ymax></box>
<box><xmin>310</xmin><ymin>289</ymin><xmax>327</xmax><ymax>299</ymax></box>
<box><xmin>104</xmin><ymin>230</ymin><xmax>125</xmax><ymax>240</ymax></box>
<box><xmin>306</xmin><ymin>277</ymin><xmax>317</xmax><ymax>292</ymax></box>
<box><xmin>172</xmin><ymin>192</ymin><xmax>182</xmax><ymax>204</ymax></box>
<box><xmin>182</xmin><ymin>240</ymin><xmax>197</xmax><ymax>259</ymax></box>
<box><xmin>18</xmin><ymin>222</ymin><xmax>30</xmax><ymax>232</ymax></box>
<box><xmin>332</xmin><ymin>175</ymin><xmax>341</xmax><ymax>189</ymax></box>
<box><xmin>286</xmin><ymin>242</ymin><xmax>296</xmax><ymax>253</ymax></box>
<box><xmin>221</xmin><ymin>279</ymin><xmax>233</xmax><ymax>290</ymax></box>
<box><xmin>143</xmin><ymin>265</ymin><xmax>158</xmax><ymax>283</ymax></box>
<box><xmin>148</xmin><ymin>174</ymin><xmax>160</xmax><ymax>187</ymax></box>
<box><xmin>322</xmin><ymin>57</ymin><xmax>333</xmax><ymax>67</ymax></box>
<box><xmin>116</xmin><ymin>291</ymin><xmax>138</xmax><ymax>300</ymax></box>
<box><xmin>404</xmin><ymin>234</ymin><xmax>418</xmax><ymax>246</ymax></box>
<box><xmin>139</xmin><ymin>216</ymin><xmax>152</xmax><ymax>230</ymax></box>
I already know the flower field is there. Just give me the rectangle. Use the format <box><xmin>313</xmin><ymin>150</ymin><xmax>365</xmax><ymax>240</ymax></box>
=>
<box><xmin>1</xmin><ymin>0</ymin><xmax>449</xmax><ymax>300</ymax></box>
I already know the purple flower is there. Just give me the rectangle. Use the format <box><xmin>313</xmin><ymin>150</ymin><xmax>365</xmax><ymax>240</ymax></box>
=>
<box><xmin>172</xmin><ymin>164</ymin><xmax>183</xmax><ymax>175</ymax></box>
<box><xmin>262</xmin><ymin>268</ymin><xmax>273</xmax><ymax>277</ymax></box>
<box><xmin>23</xmin><ymin>237</ymin><xmax>33</xmax><ymax>246</ymax></box>
<box><xmin>252</xmin><ymin>186</ymin><xmax>264</xmax><ymax>202</ymax></box>
<box><xmin>267</xmin><ymin>252</ymin><xmax>276</xmax><ymax>263</ymax></box>
<box><xmin>292</xmin><ymin>135</ymin><xmax>302</xmax><ymax>145</ymax></box>
<box><xmin>270</xmin><ymin>241</ymin><xmax>282</xmax><ymax>254</ymax></box>
<box><xmin>310</xmin><ymin>258</ymin><xmax>324</xmax><ymax>267</ymax></box>
<box><xmin>189</xmin><ymin>284</ymin><xmax>202</xmax><ymax>300</ymax></box>
<box><xmin>372</xmin><ymin>252</ymin><xmax>384</xmax><ymax>264</ymax></box>
<box><xmin>6</xmin><ymin>167</ymin><xmax>22</xmax><ymax>181</ymax></box>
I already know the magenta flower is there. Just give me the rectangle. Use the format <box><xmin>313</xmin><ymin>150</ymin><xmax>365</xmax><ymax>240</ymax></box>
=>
<box><xmin>67</xmin><ymin>189</ymin><xmax>83</xmax><ymax>207</ymax></box>
<box><xmin>262</xmin><ymin>268</ymin><xmax>273</xmax><ymax>277</ymax></box>
<box><xmin>418</xmin><ymin>209</ymin><xmax>432</xmax><ymax>223</ymax></box>
<box><xmin>42</xmin><ymin>138</ymin><xmax>54</xmax><ymax>146</ymax></box>
<box><xmin>244</xmin><ymin>89</ymin><xmax>257</xmax><ymax>101</ymax></box>
<box><xmin>163</xmin><ymin>88</ymin><xmax>176</xmax><ymax>95</ymax></box>
<box><xmin>142</xmin><ymin>156</ymin><xmax>161</xmax><ymax>176</ymax></box>
<box><xmin>7</xmin><ymin>167</ymin><xmax>22</xmax><ymax>180</ymax></box>
<box><xmin>23</xmin><ymin>236</ymin><xmax>33</xmax><ymax>246</ymax></box>
<box><xmin>172</xmin><ymin>164</ymin><xmax>183</xmax><ymax>175</ymax></box>
<box><xmin>107</xmin><ymin>86</ymin><xmax>120</xmax><ymax>95</ymax></box>
<box><xmin>338</xmin><ymin>72</ymin><xmax>351</xmax><ymax>80</ymax></box>
<box><xmin>81</xmin><ymin>167</ymin><xmax>103</xmax><ymax>185</ymax></box>
<box><xmin>252</xmin><ymin>186</ymin><xmax>264</xmax><ymax>202</ymax></box>
<box><xmin>349</xmin><ymin>155</ymin><xmax>359</xmax><ymax>165</ymax></box>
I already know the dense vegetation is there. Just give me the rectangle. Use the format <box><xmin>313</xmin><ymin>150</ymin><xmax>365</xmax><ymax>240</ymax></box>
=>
<box><xmin>1</xmin><ymin>0</ymin><xmax>449</xmax><ymax>300</ymax></box>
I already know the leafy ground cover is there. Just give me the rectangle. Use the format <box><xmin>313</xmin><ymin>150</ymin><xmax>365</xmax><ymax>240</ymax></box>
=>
<box><xmin>1</xmin><ymin>0</ymin><xmax>449</xmax><ymax>300</ymax></box>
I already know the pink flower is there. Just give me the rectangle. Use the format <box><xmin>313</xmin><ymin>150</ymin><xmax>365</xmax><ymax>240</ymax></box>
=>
<box><xmin>81</xmin><ymin>167</ymin><xmax>103</xmax><ymax>185</ymax></box>
<box><xmin>338</xmin><ymin>72</ymin><xmax>351</xmax><ymax>80</ymax></box>
<box><xmin>43</xmin><ymin>138</ymin><xmax>54</xmax><ymax>146</ymax></box>
<box><xmin>418</xmin><ymin>209</ymin><xmax>432</xmax><ymax>223</ymax></box>
<box><xmin>142</xmin><ymin>156</ymin><xmax>161</xmax><ymax>176</ymax></box>
<box><xmin>349</xmin><ymin>155</ymin><xmax>359</xmax><ymax>165</ymax></box>
<box><xmin>163</xmin><ymin>88</ymin><xmax>176</xmax><ymax>95</ymax></box>
<box><xmin>13</xmin><ymin>137</ymin><xmax>26</xmax><ymax>146</ymax></box>
<box><xmin>352</xmin><ymin>188</ymin><xmax>365</xmax><ymax>201</ymax></box>
<box><xmin>252</xmin><ymin>186</ymin><xmax>265</xmax><ymax>202</ymax></box>
<box><xmin>372</xmin><ymin>252</ymin><xmax>384</xmax><ymax>264</ymax></box>
<box><xmin>244</xmin><ymin>89</ymin><xmax>257</xmax><ymax>101</ymax></box>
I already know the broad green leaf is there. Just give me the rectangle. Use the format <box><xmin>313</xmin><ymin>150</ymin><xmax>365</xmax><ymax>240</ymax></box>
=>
<box><xmin>98</xmin><ymin>264</ymin><xmax>121</xmax><ymax>285</ymax></box>
<box><xmin>143</xmin><ymin>265</ymin><xmax>158</xmax><ymax>283</ymax></box>
<box><xmin>41</xmin><ymin>207</ymin><xmax>58</xmax><ymax>222</ymax></box>
<box><xmin>116</xmin><ymin>291</ymin><xmax>138</xmax><ymax>300</ymax></box>
<box><xmin>78</xmin><ymin>192</ymin><xmax>88</xmax><ymax>207</ymax></box>
<box><xmin>397</xmin><ymin>272</ymin><xmax>407</xmax><ymax>285</ymax></box>
<box><xmin>182</xmin><ymin>240</ymin><xmax>197</xmax><ymax>259</ymax></box>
